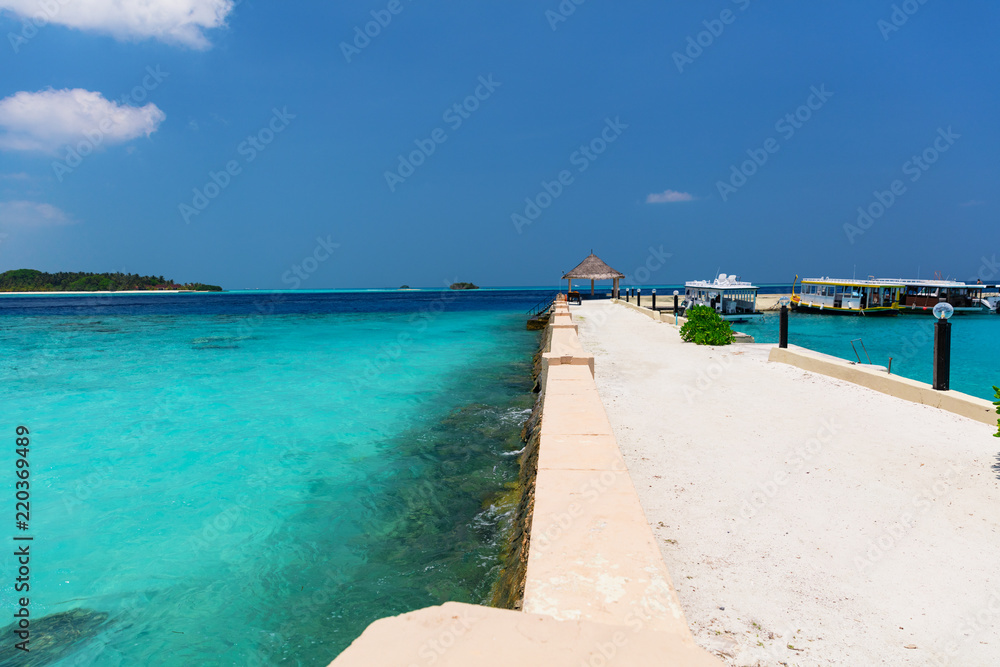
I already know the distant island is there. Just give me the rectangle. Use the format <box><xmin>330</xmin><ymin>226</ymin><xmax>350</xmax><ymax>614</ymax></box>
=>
<box><xmin>449</xmin><ymin>282</ymin><xmax>479</xmax><ymax>290</ymax></box>
<box><xmin>0</xmin><ymin>269</ymin><xmax>222</xmax><ymax>292</ymax></box>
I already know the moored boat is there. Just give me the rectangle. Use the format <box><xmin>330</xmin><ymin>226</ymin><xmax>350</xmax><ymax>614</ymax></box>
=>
<box><xmin>895</xmin><ymin>279</ymin><xmax>991</xmax><ymax>314</ymax></box>
<box><xmin>791</xmin><ymin>277</ymin><xmax>901</xmax><ymax>315</ymax></box>
<box><xmin>680</xmin><ymin>273</ymin><xmax>763</xmax><ymax>322</ymax></box>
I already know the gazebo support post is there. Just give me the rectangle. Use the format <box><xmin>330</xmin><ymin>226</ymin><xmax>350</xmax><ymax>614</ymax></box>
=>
<box><xmin>561</xmin><ymin>252</ymin><xmax>625</xmax><ymax>302</ymax></box>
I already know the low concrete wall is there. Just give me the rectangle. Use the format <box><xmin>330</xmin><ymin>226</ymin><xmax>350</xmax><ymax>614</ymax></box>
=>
<box><xmin>330</xmin><ymin>297</ymin><xmax>723</xmax><ymax>666</ymax></box>
<box><xmin>612</xmin><ymin>298</ymin><xmax>661</xmax><ymax>321</ymax></box>
<box><xmin>329</xmin><ymin>601</ymin><xmax>720</xmax><ymax>666</ymax></box>
<box><xmin>528</xmin><ymin>359</ymin><xmax>694</xmax><ymax>641</ymax></box>
<box><xmin>769</xmin><ymin>345</ymin><xmax>997</xmax><ymax>426</ymax></box>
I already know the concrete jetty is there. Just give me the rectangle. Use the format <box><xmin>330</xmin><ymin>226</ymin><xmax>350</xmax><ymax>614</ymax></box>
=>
<box><xmin>572</xmin><ymin>299</ymin><xmax>1000</xmax><ymax>666</ymax></box>
<box><xmin>330</xmin><ymin>296</ymin><xmax>722</xmax><ymax>666</ymax></box>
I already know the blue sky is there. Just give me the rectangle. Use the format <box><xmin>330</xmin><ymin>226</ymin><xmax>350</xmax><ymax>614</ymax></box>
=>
<box><xmin>0</xmin><ymin>0</ymin><xmax>997</xmax><ymax>289</ymax></box>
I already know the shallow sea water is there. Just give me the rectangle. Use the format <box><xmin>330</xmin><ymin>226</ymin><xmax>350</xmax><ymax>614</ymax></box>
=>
<box><xmin>0</xmin><ymin>291</ymin><xmax>541</xmax><ymax>666</ymax></box>
<box><xmin>735</xmin><ymin>310</ymin><xmax>1000</xmax><ymax>400</ymax></box>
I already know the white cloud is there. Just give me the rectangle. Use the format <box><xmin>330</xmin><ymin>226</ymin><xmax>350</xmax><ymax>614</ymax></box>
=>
<box><xmin>0</xmin><ymin>0</ymin><xmax>234</xmax><ymax>49</ymax></box>
<box><xmin>646</xmin><ymin>189</ymin><xmax>695</xmax><ymax>204</ymax></box>
<box><xmin>959</xmin><ymin>200</ymin><xmax>985</xmax><ymax>207</ymax></box>
<box><xmin>0</xmin><ymin>200</ymin><xmax>74</xmax><ymax>227</ymax></box>
<box><xmin>0</xmin><ymin>89</ymin><xmax>165</xmax><ymax>152</ymax></box>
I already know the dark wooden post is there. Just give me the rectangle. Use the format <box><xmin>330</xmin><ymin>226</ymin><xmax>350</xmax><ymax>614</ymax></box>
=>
<box><xmin>933</xmin><ymin>319</ymin><xmax>951</xmax><ymax>390</ymax></box>
<box><xmin>779</xmin><ymin>305</ymin><xmax>789</xmax><ymax>349</ymax></box>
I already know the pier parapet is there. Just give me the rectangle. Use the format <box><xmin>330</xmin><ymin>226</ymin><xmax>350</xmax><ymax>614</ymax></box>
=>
<box><xmin>329</xmin><ymin>298</ymin><xmax>722</xmax><ymax>666</ymax></box>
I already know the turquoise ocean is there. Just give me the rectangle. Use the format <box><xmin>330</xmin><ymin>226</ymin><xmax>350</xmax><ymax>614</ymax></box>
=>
<box><xmin>734</xmin><ymin>310</ymin><xmax>1000</xmax><ymax>401</ymax></box>
<box><xmin>0</xmin><ymin>290</ymin><xmax>544</xmax><ymax>666</ymax></box>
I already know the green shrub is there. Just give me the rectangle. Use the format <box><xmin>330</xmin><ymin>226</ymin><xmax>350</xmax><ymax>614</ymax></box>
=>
<box><xmin>993</xmin><ymin>386</ymin><xmax>1000</xmax><ymax>438</ymax></box>
<box><xmin>679</xmin><ymin>305</ymin><xmax>735</xmax><ymax>346</ymax></box>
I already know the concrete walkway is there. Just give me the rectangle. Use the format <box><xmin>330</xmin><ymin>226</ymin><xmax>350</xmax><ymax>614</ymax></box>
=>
<box><xmin>574</xmin><ymin>300</ymin><xmax>1000</xmax><ymax>666</ymax></box>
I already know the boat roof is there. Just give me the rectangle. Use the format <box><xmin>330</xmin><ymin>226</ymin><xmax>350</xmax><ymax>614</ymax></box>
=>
<box><xmin>893</xmin><ymin>278</ymin><xmax>972</xmax><ymax>288</ymax></box>
<box><xmin>685</xmin><ymin>274</ymin><xmax>757</xmax><ymax>290</ymax></box>
<box><xmin>801</xmin><ymin>277</ymin><xmax>970</xmax><ymax>287</ymax></box>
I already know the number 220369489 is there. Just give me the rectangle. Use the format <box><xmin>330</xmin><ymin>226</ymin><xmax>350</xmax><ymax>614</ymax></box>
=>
<box><xmin>15</xmin><ymin>426</ymin><xmax>30</xmax><ymax>531</ymax></box>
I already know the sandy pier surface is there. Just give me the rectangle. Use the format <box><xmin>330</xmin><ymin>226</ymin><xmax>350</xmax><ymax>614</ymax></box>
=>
<box><xmin>573</xmin><ymin>300</ymin><xmax>1000</xmax><ymax>666</ymax></box>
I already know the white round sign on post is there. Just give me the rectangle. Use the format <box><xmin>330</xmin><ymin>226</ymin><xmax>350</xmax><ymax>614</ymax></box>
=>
<box><xmin>932</xmin><ymin>302</ymin><xmax>954</xmax><ymax>320</ymax></box>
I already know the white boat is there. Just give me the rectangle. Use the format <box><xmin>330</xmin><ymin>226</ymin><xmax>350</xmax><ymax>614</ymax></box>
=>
<box><xmin>680</xmin><ymin>273</ymin><xmax>763</xmax><ymax>322</ymax></box>
<box><xmin>792</xmin><ymin>277</ymin><xmax>902</xmax><ymax>315</ymax></box>
<box><xmin>980</xmin><ymin>292</ymin><xmax>1000</xmax><ymax>314</ymax></box>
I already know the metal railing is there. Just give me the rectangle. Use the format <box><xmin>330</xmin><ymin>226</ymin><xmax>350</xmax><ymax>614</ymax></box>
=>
<box><xmin>526</xmin><ymin>292</ymin><xmax>559</xmax><ymax>319</ymax></box>
<box><xmin>850</xmin><ymin>338</ymin><xmax>872</xmax><ymax>364</ymax></box>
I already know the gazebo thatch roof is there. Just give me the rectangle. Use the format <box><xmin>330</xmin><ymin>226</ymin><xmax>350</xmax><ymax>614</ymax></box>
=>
<box><xmin>562</xmin><ymin>253</ymin><xmax>624</xmax><ymax>280</ymax></box>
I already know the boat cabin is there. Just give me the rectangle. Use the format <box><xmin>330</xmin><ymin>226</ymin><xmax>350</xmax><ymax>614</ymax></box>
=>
<box><xmin>682</xmin><ymin>274</ymin><xmax>762</xmax><ymax>322</ymax></box>
<box><xmin>896</xmin><ymin>280</ymin><xmax>987</xmax><ymax>313</ymax></box>
<box><xmin>792</xmin><ymin>278</ymin><xmax>902</xmax><ymax>315</ymax></box>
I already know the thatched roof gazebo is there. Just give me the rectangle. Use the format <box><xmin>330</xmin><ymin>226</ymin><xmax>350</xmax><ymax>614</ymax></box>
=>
<box><xmin>562</xmin><ymin>252</ymin><xmax>625</xmax><ymax>297</ymax></box>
